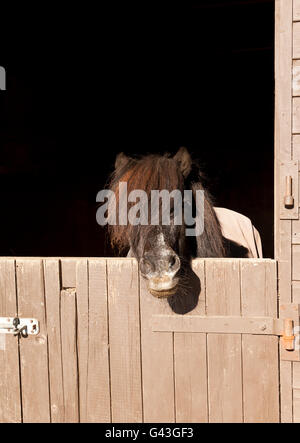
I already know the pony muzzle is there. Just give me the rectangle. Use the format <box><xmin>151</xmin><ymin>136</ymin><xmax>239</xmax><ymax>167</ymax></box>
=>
<box><xmin>148</xmin><ymin>276</ymin><xmax>179</xmax><ymax>298</ymax></box>
<box><xmin>139</xmin><ymin>251</ymin><xmax>181</xmax><ymax>298</ymax></box>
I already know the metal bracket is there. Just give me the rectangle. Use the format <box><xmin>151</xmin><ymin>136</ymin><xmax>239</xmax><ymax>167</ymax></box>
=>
<box><xmin>0</xmin><ymin>317</ymin><xmax>39</xmax><ymax>337</ymax></box>
<box><xmin>280</xmin><ymin>161</ymin><xmax>299</xmax><ymax>219</ymax></box>
<box><xmin>280</xmin><ymin>304</ymin><xmax>300</xmax><ymax>361</ymax></box>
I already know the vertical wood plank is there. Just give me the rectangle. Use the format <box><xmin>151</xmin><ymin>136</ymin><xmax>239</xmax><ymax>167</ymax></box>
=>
<box><xmin>293</xmin><ymin>97</ymin><xmax>300</xmax><ymax>133</ymax></box>
<box><xmin>293</xmin><ymin>389</ymin><xmax>300</xmax><ymax>422</ymax></box>
<box><xmin>206</xmin><ymin>259</ymin><xmax>243</xmax><ymax>423</ymax></box>
<box><xmin>292</xmin><ymin>281</ymin><xmax>300</xmax><ymax>302</ymax></box>
<box><xmin>292</xmin><ymin>135</ymin><xmax>300</xmax><ymax>159</ymax></box>
<box><xmin>61</xmin><ymin>288</ymin><xmax>79</xmax><ymax>422</ymax></box>
<box><xmin>275</xmin><ymin>2</ymin><xmax>294</xmax><ymax>422</ymax></box>
<box><xmin>294</xmin><ymin>0</ymin><xmax>300</xmax><ymax>21</ymax></box>
<box><xmin>293</xmin><ymin>362</ymin><xmax>300</xmax><ymax>388</ymax></box>
<box><xmin>140</xmin><ymin>266</ymin><xmax>175</xmax><ymax>423</ymax></box>
<box><xmin>16</xmin><ymin>259</ymin><xmax>50</xmax><ymax>423</ymax></box>
<box><xmin>107</xmin><ymin>259</ymin><xmax>143</xmax><ymax>422</ymax></box>
<box><xmin>292</xmin><ymin>245</ymin><xmax>300</xmax><ymax>280</ymax></box>
<box><xmin>0</xmin><ymin>259</ymin><xmax>22</xmax><ymax>423</ymax></box>
<box><xmin>86</xmin><ymin>259</ymin><xmax>111</xmax><ymax>422</ymax></box>
<box><xmin>293</xmin><ymin>60</ymin><xmax>300</xmax><ymax>96</ymax></box>
<box><xmin>294</xmin><ymin>22</ymin><xmax>300</xmax><ymax>59</ymax></box>
<box><xmin>44</xmin><ymin>259</ymin><xmax>64</xmax><ymax>422</ymax></box>
<box><xmin>241</xmin><ymin>260</ymin><xmax>279</xmax><ymax>423</ymax></box>
<box><xmin>76</xmin><ymin>259</ymin><xmax>89</xmax><ymax>422</ymax></box>
<box><xmin>61</xmin><ymin>259</ymin><xmax>76</xmax><ymax>288</ymax></box>
<box><xmin>173</xmin><ymin>259</ymin><xmax>208</xmax><ymax>423</ymax></box>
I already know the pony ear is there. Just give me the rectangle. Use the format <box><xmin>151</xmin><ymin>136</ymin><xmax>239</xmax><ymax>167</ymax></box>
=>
<box><xmin>174</xmin><ymin>147</ymin><xmax>192</xmax><ymax>178</ymax></box>
<box><xmin>115</xmin><ymin>152</ymin><xmax>129</xmax><ymax>170</ymax></box>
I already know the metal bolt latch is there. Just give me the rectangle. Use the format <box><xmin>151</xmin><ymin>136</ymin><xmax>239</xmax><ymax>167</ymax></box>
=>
<box><xmin>281</xmin><ymin>318</ymin><xmax>295</xmax><ymax>351</ymax></box>
<box><xmin>0</xmin><ymin>317</ymin><xmax>39</xmax><ymax>337</ymax></box>
<box><xmin>284</xmin><ymin>176</ymin><xmax>295</xmax><ymax>208</ymax></box>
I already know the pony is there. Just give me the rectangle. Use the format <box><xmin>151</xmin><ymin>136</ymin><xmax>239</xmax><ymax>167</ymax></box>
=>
<box><xmin>107</xmin><ymin>147</ymin><xmax>262</xmax><ymax>301</ymax></box>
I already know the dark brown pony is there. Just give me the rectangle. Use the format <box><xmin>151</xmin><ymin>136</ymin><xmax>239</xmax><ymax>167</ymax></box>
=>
<box><xmin>107</xmin><ymin>147</ymin><xmax>226</xmax><ymax>301</ymax></box>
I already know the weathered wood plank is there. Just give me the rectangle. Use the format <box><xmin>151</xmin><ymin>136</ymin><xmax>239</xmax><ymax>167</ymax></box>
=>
<box><xmin>60</xmin><ymin>288</ymin><xmax>79</xmax><ymax>422</ymax></box>
<box><xmin>293</xmin><ymin>362</ymin><xmax>300</xmax><ymax>389</ymax></box>
<box><xmin>294</xmin><ymin>0</ymin><xmax>300</xmax><ymax>21</ymax></box>
<box><xmin>85</xmin><ymin>259</ymin><xmax>111</xmax><ymax>422</ymax></box>
<box><xmin>292</xmin><ymin>244</ymin><xmax>300</xmax><ymax>280</ymax></box>
<box><xmin>275</xmin><ymin>2</ymin><xmax>293</xmax><ymax>423</ymax></box>
<box><xmin>152</xmin><ymin>315</ymin><xmax>282</xmax><ymax>335</ymax></box>
<box><xmin>206</xmin><ymin>259</ymin><xmax>243</xmax><ymax>423</ymax></box>
<box><xmin>60</xmin><ymin>259</ymin><xmax>76</xmax><ymax>288</ymax></box>
<box><xmin>140</xmin><ymin>268</ymin><xmax>175</xmax><ymax>423</ymax></box>
<box><xmin>292</xmin><ymin>281</ymin><xmax>300</xmax><ymax>302</ymax></box>
<box><xmin>107</xmin><ymin>259</ymin><xmax>143</xmax><ymax>422</ymax></box>
<box><xmin>43</xmin><ymin>259</ymin><xmax>64</xmax><ymax>422</ymax></box>
<box><xmin>294</xmin><ymin>22</ymin><xmax>300</xmax><ymax>59</ymax></box>
<box><xmin>293</xmin><ymin>60</ymin><xmax>300</xmax><ymax>96</ymax></box>
<box><xmin>293</xmin><ymin>389</ymin><xmax>300</xmax><ymax>422</ymax></box>
<box><xmin>293</xmin><ymin>97</ymin><xmax>300</xmax><ymax>133</ymax></box>
<box><xmin>75</xmin><ymin>259</ymin><xmax>89</xmax><ymax>422</ymax></box>
<box><xmin>16</xmin><ymin>259</ymin><xmax>50</xmax><ymax>423</ymax></box>
<box><xmin>0</xmin><ymin>259</ymin><xmax>22</xmax><ymax>423</ymax></box>
<box><xmin>275</xmin><ymin>0</ymin><xmax>292</xmax><ymax>162</ymax></box>
<box><xmin>241</xmin><ymin>259</ymin><xmax>279</xmax><ymax>423</ymax></box>
<box><xmin>174</xmin><ymin>259</ymin><xmax>208</xmax><ymax>423</ymax></box>
<box><xmin>292</xmin><ymin>134</ymin><xmax>300</xmax><ymax>159</ymax></box>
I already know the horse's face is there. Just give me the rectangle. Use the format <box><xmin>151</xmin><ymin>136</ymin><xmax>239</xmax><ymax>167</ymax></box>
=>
<box><xmin>109</xmin><ymin>147</ymin><xmax>193</xmax><ymax>298</ymax></box>
<box><xmin>133</xmin><ymin>226</ymin><xmax>183</xmax><ymax>298</ymax></box>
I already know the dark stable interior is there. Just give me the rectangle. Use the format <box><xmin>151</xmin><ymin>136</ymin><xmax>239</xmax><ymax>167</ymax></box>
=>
<box><xmin>0</xmin><ymin>0</ymin><xmax>274</xmax><ymax>258</ymax></box>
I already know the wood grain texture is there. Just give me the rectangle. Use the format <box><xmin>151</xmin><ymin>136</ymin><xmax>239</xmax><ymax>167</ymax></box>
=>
<box><xmin>293</xmin><ymin>97</ymin><xmax>300</xmax><ymax>133</ymax></box>
<box><xmin>294</xmin><ymin>22</ymin><xmax>300</xmax><ymax>59</ymax></box>
<box><xmin>206</xmin><ymin>259</ymin><xmax>243</xmax><ymax>423</ymax></box>
<box><xmin>0</xmin><ymin>259</ymin><xmax>22</xmax><ymax>423</ymax></box>
<box><xmin>293</xmin><ymin>362</ymin><xmax>300</xmax><ymax>389</ymax></box>
<box><xmin>107</xmin><ymin>259</ymin><xmax>143</xmax><ymax>422</ymax></box>
<box><xmin>86</xmin><ymin>259</ymin><xmax>111</xmax><ymax>422</ymax></box>
<box><xmin>174</xmin><ymin>259</ymin><xmax>208</xmax><ymax>423</ymax></box>
<box><xmin>293</xmin><ymin>9</ymin><xmax>300</xmax><ymax>423</ymax></box>
<box><xmin>61</xmin><ymin>259</ymin><xmax>76</xmax><ymax>288</ymax></box>
<box><xmin>294</xmin><ymin>0</ymin><xmax>300</xmax><ymax>21</ymax></box>
<box><xmin>293</xmin><ymin>389</ymin><xmax>300</xmax><ymax>422</ymax></box>
<box><xmin>60</xmin><ymin>289</ymin><xmax>79</xmax><ymax>422</ymax></box>
<box><xmin>292</xmin><ymin>281</ymin><xmax>300</xmax><ymax>302</ymax></box>
<box><xmin>16</xmin><ymin>259</ymin><xmax>50</xmax><ymax>423</ymax></box>
<box><xmin>293</xmin><ymin>60</ymin><xmax>300</xmax><ymax>96</ymax></box>
<box><xmin>241</xmin><ymin>260</ymin><xmax>279</xmax><ymax>423</ymax></box>
<box><xmin>292</xmin><ymin>244</ymin><xmax>300</xmax><ymax>280</ymax></box>
<box><xmin>75</xmin><ymin>259</ymin><xmax>89</xmax><ymax>422</ymax></box>
<box><xmin>140</xmin><ymin>269</ymin><xmax>175</xmax><ymax>423</ymax></box>
<box><xmin>43</xmin><ymin>259</ymin><xmax>64</xmax><ymax>422</ymax></box>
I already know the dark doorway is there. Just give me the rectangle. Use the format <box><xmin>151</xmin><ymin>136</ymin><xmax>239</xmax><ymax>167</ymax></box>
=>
<box><xmin>0</xmin><ymin>0</ymin><xmax>274</xmax><ymax>257</ymax></box>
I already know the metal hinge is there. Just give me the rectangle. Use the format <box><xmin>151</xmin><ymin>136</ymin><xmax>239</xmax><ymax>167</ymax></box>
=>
<box><xmin>0</xmin><ymin>317</ymin><xmax>39</xmax><ymax>337</ymax></box>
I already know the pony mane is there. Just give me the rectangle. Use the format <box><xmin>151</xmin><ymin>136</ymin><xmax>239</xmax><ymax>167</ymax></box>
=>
<box><xmin>107</xmin><ymin>152</ymin><xmax>225</xmax><ymax>257</ymax></box>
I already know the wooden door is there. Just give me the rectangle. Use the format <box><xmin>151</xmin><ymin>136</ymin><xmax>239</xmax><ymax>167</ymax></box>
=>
<box><xmin>0</xmin><ymin>257</ymin><xmax>281</xmax><ymax>423</ymax></box>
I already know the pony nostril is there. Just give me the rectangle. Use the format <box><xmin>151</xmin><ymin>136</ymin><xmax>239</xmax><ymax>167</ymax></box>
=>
<box><xmin>169</xmin><ymin>254</ymin><xmax>180</xmax><ymax>273</ymax></box>
<box><xmin>169</xmin><ymin>256</ymin><xmax>176</xmax><ymax>268</ymax></box>
<box><xmin>140</xmin><ymin>258</ymin><xmax>154</xmax><ymax>276</ymax></box>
